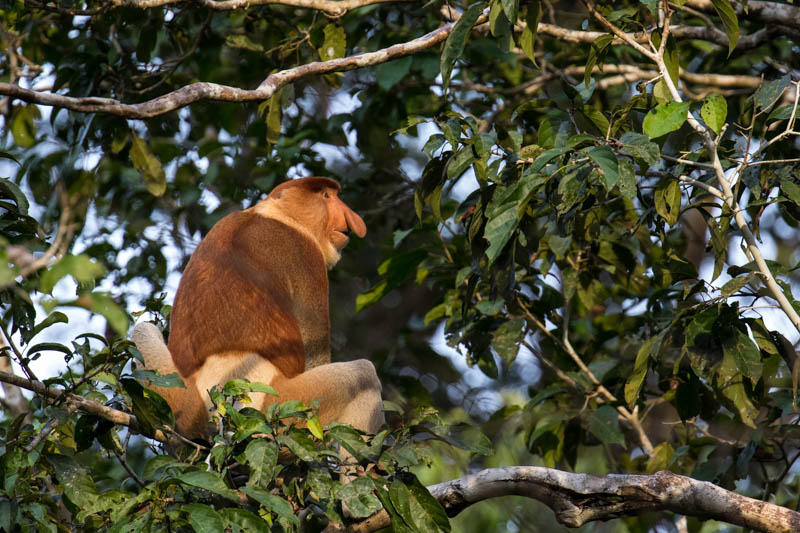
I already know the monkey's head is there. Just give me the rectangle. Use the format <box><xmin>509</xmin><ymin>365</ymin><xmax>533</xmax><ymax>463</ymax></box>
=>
<box><xmin>261</xmin><ymin>177</ymin><xmax>367</xmax><ymax>268</ymax></box>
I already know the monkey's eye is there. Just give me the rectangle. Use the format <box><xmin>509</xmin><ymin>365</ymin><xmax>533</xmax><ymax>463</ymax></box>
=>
<box><xmin>323</xmin><ymin>191</ymin><xmax>331</xmax><ymax>198</ymax></box>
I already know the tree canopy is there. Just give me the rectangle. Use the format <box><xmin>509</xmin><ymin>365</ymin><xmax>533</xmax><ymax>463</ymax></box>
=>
<box><xmin>2</xmin><ymin>0</ymin><xmax>800</xmax><ymax>531</ymax></box>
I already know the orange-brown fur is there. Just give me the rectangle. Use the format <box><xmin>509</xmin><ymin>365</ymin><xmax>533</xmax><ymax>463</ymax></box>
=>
<box><xmin>132</xmin><ymin>177</ymin><xmax>382</xmax><ymax>439</ymax></box>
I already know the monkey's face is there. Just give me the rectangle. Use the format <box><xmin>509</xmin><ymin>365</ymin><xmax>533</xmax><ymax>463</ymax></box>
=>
<box><xmin>323</xmin><ymin>187</ymin><xmax>366</xmax><ymax>252</ymax></box>
<box><xmin>260</xmin><ymin>177</ymin><xmax>367</xmax><ymax>268</ymax></box>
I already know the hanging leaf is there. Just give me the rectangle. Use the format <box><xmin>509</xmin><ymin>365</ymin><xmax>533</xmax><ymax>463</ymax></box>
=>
<box><xmin>320</xmin><ymin>24</ymin><xmax>346</xmax><ymax>61</ymax></box>
<box><xmin>642</xmin><ymin>102</ymin><xmax>691</xmax><ymax>139</ymax></box>
<box><xmin>701</xmin><ymin>93</ymin><xmax>727</xmax><ymax>135</ymax></box>
<box><xmin>441</xmin><ymin>3</ymin><xmax>486</xmax><ymax>90</ymax></box>
<box><xmin>519</xmin><ymin>1</ymin><xmax>541</xmax><ymax>66</ymax></box>
<box><xmin>130</xmin><ymin>133</ymin><xmax>167</xmax><ymax>196</ymax></box>
<box><xmin>710</xmin><ymin>0</ymin><xmax>739</xmax><ymax>55</ymax></box>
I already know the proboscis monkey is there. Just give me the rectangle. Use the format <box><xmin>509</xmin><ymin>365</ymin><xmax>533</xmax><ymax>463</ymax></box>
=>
<box><xmin>131</xmin><ymin>177</ymin><xmax>384</xmax><ymax>439</ymax></box>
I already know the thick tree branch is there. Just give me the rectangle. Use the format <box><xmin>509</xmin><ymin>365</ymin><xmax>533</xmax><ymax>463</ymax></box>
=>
<box><xmin>346</xmin><ymin>468</ymin><xmax>800</xmax><ymax>533</ymax></box>
<box><xmin>0</xmin><ymin>15</ymin><xmax>478</xmax><ymax>118</ymax></box>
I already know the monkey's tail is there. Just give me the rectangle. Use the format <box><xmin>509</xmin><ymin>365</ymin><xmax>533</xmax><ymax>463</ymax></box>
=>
<box><xmin>131</xmin><ymin>322</ymin><xmax>175</xmax><ymax>374</ymax></box>
<box><xmin>130</xmin><ymin>322</ymin><xmax>210</xmax><ymax>440</ymax></box>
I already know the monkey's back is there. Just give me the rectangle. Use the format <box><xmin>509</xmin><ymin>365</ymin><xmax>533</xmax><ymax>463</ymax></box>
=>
<box><xmin>168</xmin><ymin>210</ymin><xmax>329</xmax><ymax>379</ymax></box>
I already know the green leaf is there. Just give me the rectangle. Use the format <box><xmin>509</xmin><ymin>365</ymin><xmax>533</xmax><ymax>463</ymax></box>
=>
<box><xmin>491</xmin><ymin>318</ymin><xmax>524</xmax><ymax>366</ymax></box>
<box><xmin>225</xmin><ymin>35</ymin><xmax>264</xmax><ymax>52</ymax></box>
<box><xmin>334</xmin><ymin>477</ymin><xmax>383</xmax><ymax>519</ymax></box>
<box><xmin>130</xmin><ymin>133</ymin><xmax>167</xmax><ymax>196</ymax></box>
<box><xmin>720</xmin><ymin>274</ymin><xmax>753</xmax><ymax>298</ymax></box>
<box><xmin>390</xmin><ymin>473</ymin><xmax>451</xmax><ymax>533</ymax></box>
<box><xmin>501</xmin><ymin>0</ymin><xmax>518</xmax><ymax>22</ymax></box>
<box><xmin>11</xmin><ymin>104</ymin><xmax>40</xmax><ymax>148</ymax></box>
<box><xmin>618</xmin><ymin>159</ymin><xmax>637</xmax><ymax>199</ymax></box>
<box><xmin>241</xmin><ymin>486</ymin><xmax>299</xmax><ymax>525</ymax></box>
<box><xmin>654</xmin><ymin>179</ymin><xmax>681</xmax><ymax>226</ymax></box>
<box><xmin>441</xmin><ymin>3</ymin><xmax>485</xmax><ymax>90</ymax></box>
<box><xmin>646</xmin><ymin>442</ymin><xmax>674</xmax><ymax>474</ymax></box>
<box><xmin>356</xmin><ymin>249</ymin><xmax>427</xmax><ymax>311</ymax></box>
<box><xmin>306</xmin><ymin>415</ymin><xmax>324</xmax><ymax>440</ymax></box>
<box><xmin>220</xmin><ymin>508</ymin><xmax>270</xmax><ymax>533</ymax></box>
<box><xmin>40</xmin><ymin>254</ymin><xmax>106</xmax><ymax>294</ymax></box>
<box><xmin>757</xmin><ymin>74</ymin><xmax>791</xmax><ymax>111</ymax></box>
<box><xmin>142</xmin><ymin>455</ymin><xmax>180</xmax><ymax>481</ymax></box>
<box><xmin>431</xmin><ymin>423</ymin><xmax>494</xmax><ymax>455</ymax></box>
<box><xmin>588</xmin><ymin>405</ymin><xmax>626</xmax><ymax>446</ymax></box>
<box><xmin>584</xmin><ymin>34</ymin><xmax>614</xmax><ymax>88</ymax></box>
<box><xmin>30</xmin><ymin>311</ymin><xmax>69</xmax><ymax>339</ymax></box>
<box><xmin>0</xmin><ymin>177</ymin><xmax>30</xmax><ymax>214</ymax></box>
<box><xmin>717</xmin><ymin>352</ymin><xmax>757</xmax><ymax>427</ymax></box>
<box><xmin>177</xmin><ymin>471</ymin><xmax>239</xmax><ymax>501</ymax></box>
<box><xmin>47</xmin><ymin>455</ymin><xmax>99</xmax><ymax>509</ymax></box>
<box><xmin>182</xmin><ymin>503</ymin><xmax>225</xmax><ymax>533</ymax></box>
<box><xmin>276</xmin><ymin>432</ymin><xmax>317</xmax><ymax>462</ymax></box>
<box><xmin>723</xmin><ymin>329</ymin><xmax>762</xmax><ymax>380</ymax></box>
<box><xmin>781</xmin><ymin>180</ymin><xmax>800</xmax><ymax>206</ymax></box>
<box><xmin>519</xmin><ymin>1</ymin><xmax>541</xmax><ymax>66</ymax></box>
<box><xmin>121</xmin><ymin>378</ymin><xmax>172</xmax><ymax>435</ymax></box>
<box><xmin>320</xmin><ymin>24</ymin><xmax>346</xmax><ymax>61</ymax></box>
<box><xmin>701</xmin><ymin>94</ymin><xmax>727</xmax><ymax>135</ymax></box>
<box><xmin>132</xmin><ymin>369</ymin><xmax>186</xmax><ymax>389</ymax></box>
<box><xmin>265</xmin><ymin>88</ymin><xmax>283</xmax><ymax>144</ymax></box>
<box><xmin>642</xmin><ymin>102</ymin><xmax>691</xmax><ymax>139</ymax></box>
<box><xmin>375</xmin><ymin>56</ymin><xmax>413</xmax><ymax>91</ymax></box>
<box><xmin>63</xmin><ymin>292</ymin><xmax>130</xmax><ymax>336</ymax></box>
<box><xmin>625</xmin><ymin>336</ymin><xmax>656</xmax><ymax>407</ymax></box>
<box><xmin>240</xmin><ymin>439</ymin><xmax>279</xmax><ymax>488</ymax></box>
<box><xmin>484</xmin><ymin>174</ymin><xmax>544</xmax><ymax>264</ymax></box>
<box><xmin>619</xmin><ymin>131</ymin><xmax>660</xmax><ymax>166</ymax></box>
<box><xmin>447</xmin><ymin>146</ymin><xmax>476</xmax><ymax>180</ymax></box>
<box><xmin>587</xmin><ymin>145</ymin><xmax>619</xmax><ymax>188</ymax></box>
<box><xmin>328</xmin><ymin>423</ymin><xmax>369</xmax><ymax>458</ymax></box>
<box><xmin>710</xmin><ymin>0</ymin><xmax>739</xmax><ymax>55</ymax></box>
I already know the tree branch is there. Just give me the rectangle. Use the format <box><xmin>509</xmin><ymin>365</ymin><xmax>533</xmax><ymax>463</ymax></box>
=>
<box><xmin>685</xmin><ymin>0</ymin><xmax>800</xmax><ymax>31</ymax></box>
<box><xmin>346</xmin><ymin>468</ymin><xmax>800</xmax><ymax>532</ymax></box>
<box><xmin>0</xmin><ymin>369</ymin><xmax>177</xmax><ymax>445</ymax></box>
<box><xmin>0</xmin><ymin>14</ymin><xmax>476</xmax><ymax>118</ymax></box>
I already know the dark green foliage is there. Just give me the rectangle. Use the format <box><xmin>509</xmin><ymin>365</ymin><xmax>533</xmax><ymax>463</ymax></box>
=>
<box><xmin>2</xmin><ymin>0</ymin><xmax>800</xmax><ymax>531</ymax></box>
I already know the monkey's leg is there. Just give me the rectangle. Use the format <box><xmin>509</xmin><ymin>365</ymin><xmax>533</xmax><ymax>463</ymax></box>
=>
<box><xmin>268</xmin><ymin>360</ymin><xmax>384</xmax><ymax>433</ymax></box>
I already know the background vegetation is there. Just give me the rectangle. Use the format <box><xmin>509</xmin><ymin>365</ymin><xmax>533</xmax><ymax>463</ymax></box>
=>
<box><xmin>1</xmin><ymin>0</ymin><xmax>800</xmax><ymax>531</ymax></box>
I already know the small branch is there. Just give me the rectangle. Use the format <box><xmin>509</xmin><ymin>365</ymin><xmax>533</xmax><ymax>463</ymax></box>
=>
<box><xmin>0</xmin><ymin>338</ymin><xmax>31</xmax><ymax>422</ymax></box>
<box><xmin>350</xmin><ymin>468</ymin><xmax>800</xmax><ymax>532</ymax></box>
<box><xmin>0</xmin><ymin>369</ymin><xmax>175</xmax><ymax>445</ymax></box>
<box><xmin>518</xmin><ymin>300</ymin><xmax>654</xmax><ymax>454</ymax></box>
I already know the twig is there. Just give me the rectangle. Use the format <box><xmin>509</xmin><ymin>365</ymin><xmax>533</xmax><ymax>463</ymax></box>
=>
<box><xmin>517</xmin><ymin>299</ymin><xmax>654</xmax><ymax>454</ymax></box>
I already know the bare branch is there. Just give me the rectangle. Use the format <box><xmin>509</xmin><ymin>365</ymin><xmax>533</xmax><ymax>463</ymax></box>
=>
<box><xmin>349</xmin><ymin>468</ymin><xmax>800</xmax><ymax>533</ymax></box>
<box><xmin>0</xmin><ymin>15</ymin><xmax>478</xmax><ymax>118</ymax></box>
<box><xmin>0</xmin><ymin>369</ymin><xmax>177</xmax><ymax>446</ymax></box>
